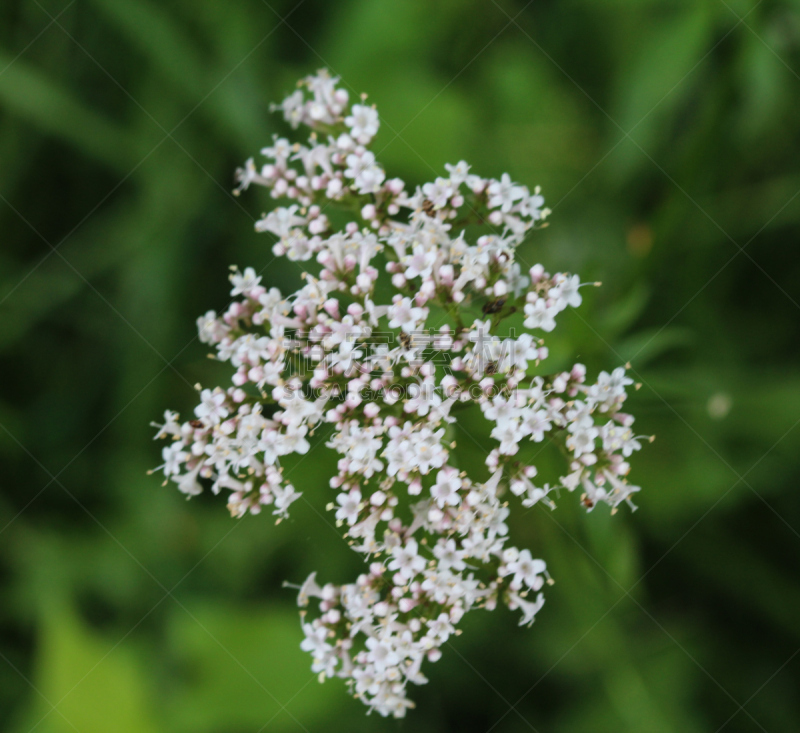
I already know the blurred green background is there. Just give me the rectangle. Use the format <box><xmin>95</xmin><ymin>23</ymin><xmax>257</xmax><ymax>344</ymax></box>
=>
<box><xmin>1</xmin><ymin>0</ymin><xmax>799</xmax><ymax>731</ymax></box>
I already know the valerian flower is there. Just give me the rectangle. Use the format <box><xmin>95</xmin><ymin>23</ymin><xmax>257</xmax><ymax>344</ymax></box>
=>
<box><xmin>153</xmin><ymin>69</ymin><xmax>649</xmax><ymax>718</ymax></box>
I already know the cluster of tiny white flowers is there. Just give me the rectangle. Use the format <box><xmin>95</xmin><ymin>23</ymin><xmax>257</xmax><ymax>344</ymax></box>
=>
<box><xmin>153</xmin><ymin>70</ymin><xmax>649</xmax><ymax>718</ymax></box>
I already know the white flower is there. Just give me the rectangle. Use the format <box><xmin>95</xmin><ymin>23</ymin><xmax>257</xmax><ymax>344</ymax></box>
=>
<box><xmin>551</xmin><ymin>273</ymin><xmax>582</xmax><ymax>309</ymax></box>
<box><xmin>421</xmin><ymin>177</ymin><xmax>454</xmax><ymax>209</ymax></box>
<box><xmin>335</xmin><ymin>489</ymin><xmax>362</xmax><ymax>525</ymax></box>
<box><xmin>278</xmin><ymin>393</ymin><xmax>316</xmax><ymax>427</ymax></box>
<box><xmin>433</xmin><ymin>538</ymin><xmax>466</xmax><ymax>571</ymax></box>
<box><xmin>426</xmin><ymin>613</ymin><xmax>455</xmax><ymax>642</ymax></box>
<box><xmin>194</xmin><ymin>388</ymin><xmax>229</xmax><ymax>425</ymax></box>
<box><xmin>508</xmin><ymin>591</ymin><xmax>545</xmax><ymax>626</ymax></box>
<box><xmin>506</xmin><ymin>549</ymin><xmax>546</xmax><ymax>590</ymax></box>
<box><xmin>345</xmin><ymin>104</ymin><xmax>379</xmax><ymax>143</ymax></box>
<box><xmin>388</xmin><ymin>539</ymin><xmax>426</xmax><ymax>580</ymax></box>
<box><xmin>487</xmin><ymin>173</ymin><xmax>525</xmax><ymax>212</ymax></box>
<box><xmin>175</xmin><ymin>463</ymin><xmax>203</xmax><ymax>496</ymax></box>
<box><xmin>431</xmin><ymin>467</ymin><xmax>462</xmax><ymax>508</ymax></box>
<box><xmin>388</xmin><ymin>297</ymin><xmax>428</xmax><ymax>333</ymax></box>
<box><xmin>523</xmin><ymin>297</ymin><xmax>558</xmax><ymax>332</ymax></box>
<box><xmin>272</xmin><ymin>483</ymin><xmax>301</xmax><ymax>517</ymax></box>
<box><xmin>345</xmin><ymin>151</ymin><xmax>385</xmax><ymax>193</ymax></box>
<box><xmin>444</xmin><ymin>160</ymin><xmax>470</xmax><ymax>185</ymax></box>
<box><xmin>255</xmin><ymin>206</ymin><xmax>306</xmax><ymax>237</ymax></box>
<box><xmin>229</xmin><ymin>267</ymin><xmax>261</xmax><ymax>296</ymax></box>
<box><xmin>280</xmin><ymin>425</ymin><xmax>310</xmax><ymax>455</ymax></box>
<box><xmin>403</xmin><ymin>244</ymin><xmax>438</xmax><ymax>280</ymax></box>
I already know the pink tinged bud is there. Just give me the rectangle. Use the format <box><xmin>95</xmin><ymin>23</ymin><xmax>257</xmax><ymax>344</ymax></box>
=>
<box><xmin>438</xmin><ymin>264</ymin><xmax>455</xmax><ymax>284</ymax></box>
<box><xmin>441</xmin><ymin>375</ymin><xmax>458</xmax><ymax>393</ymax></box>
<box><xmin>343</xmin><ymin>254</ymin><xmax>357</xmax><ymax>270</ymax></box>
<box><xmin>232</xmin><ymin>388</ymin><xmax>247</xmax><ymax>403</ymax></box>
<box><xmin>363</xmin><ymin>402</ymin><xmax>380</xmax><ymax>418</ymax></box>
<box><xmin>361</xmin><ymin>203</ymin><xmax>376</xmax><ymax>220</ymax></box>
<box><xmin>387</xmin><ymin>203</ymin><xmax>400</xmax><ymax>215</ymax></box>
<box><xmin>479</xmin><ymin>377</ymin><xmax>495</xmax><ymax>391</ymax></box>
<box><xmin>323</xmin><ymin>299</ymin><xmax>340</xmax><ymax>318</ymax></box>
<box><xmin>399</xmin><ymin>598</ymin><xmax>416</xmax><ymax>613</ymax></box>
<box><xmin>408</xmin><ymin>478</ymin><xmax>422</xmax><ymax>495</ymax></box>
<box><xmin>419</xmin><ymin>280</ymin><xmax>436</xmax><ymax>298</ymax></box>
<box><xmin>616</xmin><ymin>412</ymin><xmax>635</xmax><ymax>427</ymax></box>
<box><xmin>347</xmin><ymin>302</ymin><xmax>364</xmax><ymax>318</ymax></box>
<box><xmin>494</xmin><ymin>280</ymin><xmax>508</xmax><ymax>297</ymax></box>
<box><xmin>356</xmin><ymin>273</ymin><xmax>372</xmax><ymax>290</ymax></box>
<box><xmin>233</xmin><ymin>369</ymin><xmax>248</xmax><ymax>387</ymax></box>
<box><xmin>391</xmin><ymin>273</ymin><xmax>407</xmax><ymax>288</ymax></box>
<box><xmin>428</xmin><ymin>649</ymin><xmax>442</xmax><ymax>662</ymax></box>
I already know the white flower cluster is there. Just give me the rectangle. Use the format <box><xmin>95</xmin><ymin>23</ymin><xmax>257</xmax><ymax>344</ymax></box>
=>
<box><xmin>154</xmin><ymin>70</ymin><xmax>648</xmax><ymax>718</ymax></box>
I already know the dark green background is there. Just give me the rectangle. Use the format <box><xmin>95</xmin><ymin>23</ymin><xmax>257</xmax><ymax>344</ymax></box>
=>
<box><xmin>1</xmin><ymin>0</ymin><xmax>799</xmax><ymax>731</ymax></box>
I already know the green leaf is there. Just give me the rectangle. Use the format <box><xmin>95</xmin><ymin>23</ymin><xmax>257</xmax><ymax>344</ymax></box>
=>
<box><xmin>11</xmin><ymin>604</ymin><xmax>158</xmax><ymax>733</ymax></box>
<box><xmin>0</xmin><ymin>55</ymin><xmax>131</xmax><ymax>171</ymax></box>
<box><xmin>87</xmin><ymin>0</ymin><xmax>208</xmax><ymax>100</ymax></box>
<box><xmin>611</xmin><ymin>4</ymin><xmax>713</xmax><ymax>179</ymax></box>
<box><xmin>164</xmin><ymin>602</ymin><xmax>344</xmax><ymax>733</ymax></box>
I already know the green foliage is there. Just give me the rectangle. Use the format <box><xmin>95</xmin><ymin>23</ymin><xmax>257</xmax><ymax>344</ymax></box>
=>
<box><xmin>1</xmin><ymin>0</ymin><xmax>798</xmax><ymax>731</ymax></box>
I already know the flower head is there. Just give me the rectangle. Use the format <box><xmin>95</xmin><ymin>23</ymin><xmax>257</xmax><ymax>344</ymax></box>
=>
<box><xmin>155</xmin><ymin>69</ymin><xmax>646</xmax><ymax>718</ymax></box>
